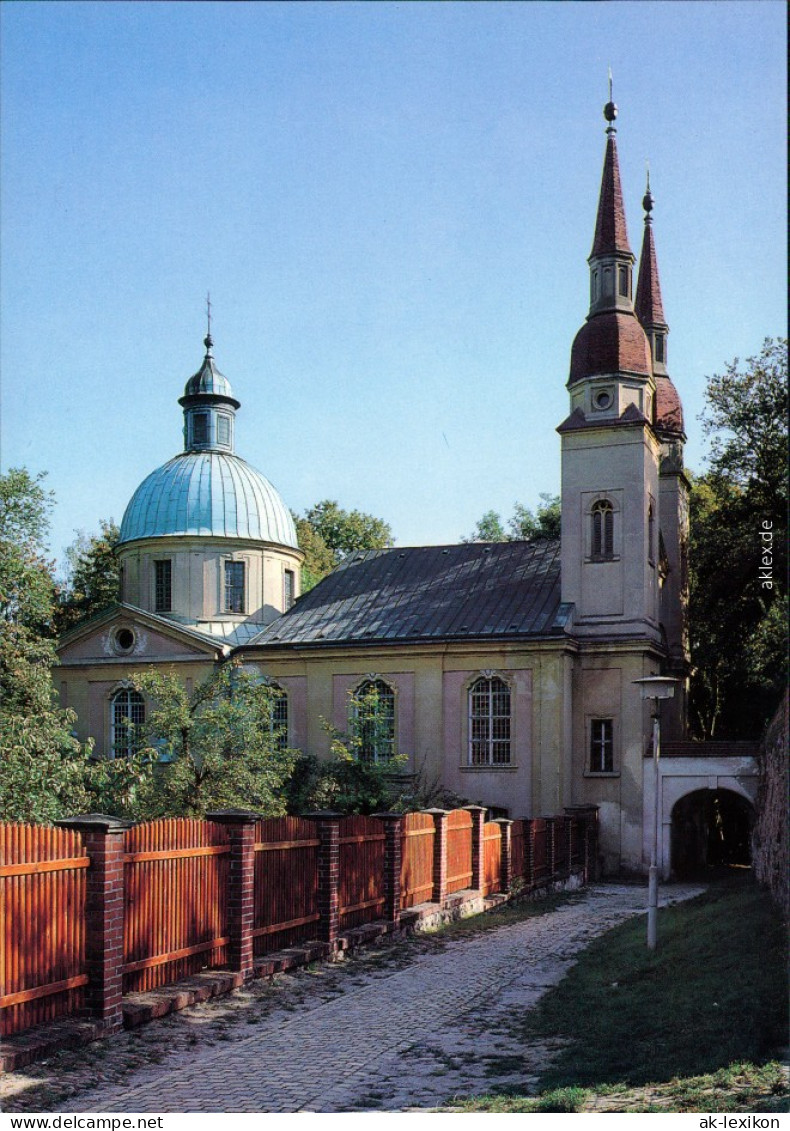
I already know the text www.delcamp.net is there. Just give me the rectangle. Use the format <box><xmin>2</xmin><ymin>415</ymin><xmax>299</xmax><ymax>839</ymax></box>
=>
<box><xmin>9</xmin><ymin>1119</ymin><xmax>163</xmax><ymax>1130</ymax></box>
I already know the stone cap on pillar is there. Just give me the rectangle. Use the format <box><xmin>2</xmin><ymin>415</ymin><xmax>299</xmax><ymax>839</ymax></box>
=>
<box><xmin>55</xmin><ymin>813</ymin><xmax>134</xmax><ymax>831</ymax></box>
<box><xmin>301</xmin><ymin>810</ymin><xmax>344</xmax><ymax>821</ymax></box>
<box><xmin>422</xmin><ymin>808</ymin><xmax>451</xmax><ymax>816</ymax></box>
<box><xmin>206</xmin><ymin>809</ymin><xmax>262</xmax><ymax>824</ymax></box>
<box><xmin>462</xmin><ymin>804</ymin><xmax>487</xmax><ymax>813</ymax></box>
<box><xmin>371</xmin><ymin>811</ymin><xmax>404</xmax><ymax>821</ymax></box>
<box><xmin>494</xmin><ymin>818</ymin><xmax>514</xmax><ymax>827</ymax></box>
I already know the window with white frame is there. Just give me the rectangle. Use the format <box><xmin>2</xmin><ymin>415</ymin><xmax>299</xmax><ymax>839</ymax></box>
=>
<box><xmin>468</xmin><ymin>675</ymin><xmax>511</xmax><ymax>766</ymax></box>
<box><xmin>154</xmin><ymin>559</ymin><xmax>172</xmax><ymax>612</ymax></box>
<box><xmin>590</xmin><ymin>718</ymin><xmax>614</xmax><ymax>773</ymax></box>
<box><xmin>269</xmin><ymin>683</ymin><xmax>288</xmax><ymax>751</ymax></box>
<box><xmin>591</xmin><ymin>500</ymin><xmax>614</xmax><ymax>559</ymax></box>
<box><xmin>352</xmin><ymin>678</ymin><xmax>395</xmax><ymax>763</ymax></box>
<box><xmin>110</xmin><ymin>688</ymin><xmax>145</xmax><ymax>759</ymax></box>
<box><xmin>224</xmin><ymin>560</ymin><xmax>245</xmax><ymax>614</ymax></box>
<box><xmin>283</xmin><ymin>569</ymin><xmax>295</xmax><ymax>611</ymax></box>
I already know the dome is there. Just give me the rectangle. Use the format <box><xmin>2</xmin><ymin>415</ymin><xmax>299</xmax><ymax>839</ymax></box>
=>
<box><xmin>180</xmin><ymin>350</ymin><xmax>240</xmax><ymax>408</ymax></box>
<box><xmin>119</xmin><ymin>451</ymin><xmax>298</xmax><ymax>548</ymax></box>
<box><xmin>654</xmin><ymin>374</ymin><xmax>685</xmax><ymax>436</ymax></box>
<box><xmin>569</xmin><ymin>311</ymin><xmax>652</xmax><ymax>384</ymax></box>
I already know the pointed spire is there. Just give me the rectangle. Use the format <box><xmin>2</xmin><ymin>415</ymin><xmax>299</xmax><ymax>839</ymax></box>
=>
<box><xmin>204</xmin><ymin>291</ymin><xmax>214</xmax><ymax>357</ymax></box>
<box><xmin>591</xmin><ymin>75</ymin><xmax>633</xmax><ymax>259</ymax></box>
<box><xmin>634</xmin><ymin>169</ymin><xmax>666</xmax><ymax>328</ymax></box>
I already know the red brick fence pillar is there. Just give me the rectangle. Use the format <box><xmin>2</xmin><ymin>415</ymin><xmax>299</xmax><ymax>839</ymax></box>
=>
<box><xmin>55</xmin><ymin>813</ymin><xmax>132</xmax><ymax>1033</ymax></box>
<box><xmin>464</xmin><ymin>805</ymin><xmax>487</xmax><ymax>892</ymax></box>
<box><xmin>207</xmin><ymin>809</ymin><xmax>260</xmax><ymax>981</ymax></box>
<box><xmin>304</xmin><ymin>811</ymin><xmax>342</xmax><ymax>947</ymax></box>
<box><xmin>424</xmin><ymin>809</ymin><xmax>449</xmax><ymax>905</ymax></box>
<box><xmin>373</xmin><ymin>812</ymin><xmax>403</xmax><ymax>926</ymax></box>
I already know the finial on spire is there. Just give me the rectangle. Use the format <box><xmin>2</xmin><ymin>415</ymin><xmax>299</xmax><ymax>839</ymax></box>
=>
<box><xmin>604</xmin><ymin>66</ymin><xmax>618</xmax><ymax>128</ymax></box>
<box><xmin>204</xmin><ymin>292</ymin><xmax>214</xmax><ymax>355</ymax></box>
<box><xmin>642</xmin><ymin>162</ymin><xmax>654</xmax><ymax>217</ymax></box>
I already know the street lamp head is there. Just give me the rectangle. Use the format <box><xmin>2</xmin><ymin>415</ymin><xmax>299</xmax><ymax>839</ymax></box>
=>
<box><xmin>632</xmin><ymin>676</ymin><xmax>679</xmax><ymax>700</ymax></box>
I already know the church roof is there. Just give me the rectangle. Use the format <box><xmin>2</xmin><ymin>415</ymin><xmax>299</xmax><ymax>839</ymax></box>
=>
<box><xmin>590</xmin><ymin>131</ymin><xmax>633</xmax><ymax>259</ymax></box>
<box><xmin>250</xmin><ymin>539</ymin><xmax>564</xmax><ymax>648</ymax></box>
<box><xmin>634</xmin><ymin>210</ymin><xmax>666</xmax><ymax>328</ymax></box>
<box><xmin>654</xmin><ymin>374</ymin><xmax>685</xmax><ymax>436</ymax></box>
<box><xmin>569</xmin><ymin>311</ymin><xmax>652</xmax><ymax>384</ymax></box>
<box><xmin>118</xmin><ymin>451</ymin><xmax>298</xmax><ymax>547</ymax></box>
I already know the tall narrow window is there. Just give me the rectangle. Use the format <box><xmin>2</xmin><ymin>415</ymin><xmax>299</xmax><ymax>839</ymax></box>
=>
<box><xmin>648</xmin><ymin>504</ymin><xmax>655</xmax><ymax>565</ymax></box>
<box><xmin>111</xmin><ymin>688</ymin><xmax>145</xmax><ymax>759</ymax></box>
<box><xmin>591</xmin><ymin>500</ymin><xmax>614</xmax><ymax>559</ymax></box>
<box><xmin>352</xmin><ymin>678</ymin><xmax>395</xmax><ymax>763</ymax></box>
<box><xmin>270</xmin><ymin>684</ymin><xmax>288</xmax><ymax>752</ymax></box>
<box><xmin>224</xmin><ymin>560</ymin><xmax>245</xmax><ymax>614</ymax></box>
<box><xmin>618</xmin><ymin>265</ymin><xmax>629</xmax><ymax>297</ymax></box>
<box><xmin>655</xmin><ymin>334</ymin><xmax>665</xmax><ymax>364</ymax></box>
<box><xmin>283</xmin><ymin>569</ymin><xmax>295</xmax><ymax>611</ymax></box>
<box><xmin>590</xmin><ymin>719</ymin><xmax>614</xmax><ymax>773</ymax></box>
<box><xmin>217</xmin><ymin>414</ymin><xmax>231</xmax><ymax>447</ymax></box>
<box><xmin>591</xmin><ymin>270</ymin><xmax>599</xmax><ymax>302</ymax></box>
<box><xmin>191</xmin><ymin>413</ymin><xmax>209</xmax><ymax>446</ymax></box>
<box><xmin>603</xmin><ymin>267</ymin><xmax>613</xmax><ymax>296</ymax></box>
<box><xmin>468</xmin><ymin>676</ymin><xmax>511</xmax><ymax>766</ymax></box>
<box><xmin>154</xmin><ymin>560</ymin><xmax>172</xmax><ymax>612</ymax></box>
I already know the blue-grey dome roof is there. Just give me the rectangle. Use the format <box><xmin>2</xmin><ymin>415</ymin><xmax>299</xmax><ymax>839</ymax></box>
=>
<box><xmin>181</xmin><ymin>348</ymin><xmax>239</xmax><ymax>407</ymax></box>
<box><xmin>119</xmin><ymin>452</ymin><xmax>298</xmax><ymax>547</ymax></box>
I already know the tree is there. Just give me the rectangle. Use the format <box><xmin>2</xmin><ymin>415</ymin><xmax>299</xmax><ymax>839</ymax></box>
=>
<box><xmin>128</xmin><ymin>663</ymin><xmax>296</xmax><ymax>818</ymax></box>
<box><xmin>688</xmin><ymin>338</ymin><xmax>788</xmax><ymax>739</ymax></box>
<box><xmin>56</xmin><ymin>519</ymin><xmax>121</xmax><ymax>633</ymax></box>
<box><xmin>285</xmin><ymin>684</ymin><xmax>408</xmax><ymax>815</ymax></box>
<box><xmin>0</xmin><ymin>468</ymin><xmax>96</xmax><ymax>821</ymax></box>
<box><xmin>463</xmin><ymin>494</ymin><xmax>561</xmax><ymax>543</ymax></box>
<box><xmin>294</xmin><ymin>499</ymin><xmax>393</xmax><ymax>590</ymax></box>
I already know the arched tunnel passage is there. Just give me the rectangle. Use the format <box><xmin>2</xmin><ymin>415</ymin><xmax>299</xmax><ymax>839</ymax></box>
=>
<box><xmin>671</xmin><ymin>788</ymin><xmax>755</xmax><ymax>879</ymax></box>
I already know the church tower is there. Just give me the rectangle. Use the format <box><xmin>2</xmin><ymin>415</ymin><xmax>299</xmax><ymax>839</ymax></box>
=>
<box><xmin>634</xmin><ymin>176</ymin><xmax>690</xmax><ymax>738</ymax></box>
<box><xmin>559</xmin><ymin>94</ymin><xmax>661</xmax><ymax>645</ymax></box>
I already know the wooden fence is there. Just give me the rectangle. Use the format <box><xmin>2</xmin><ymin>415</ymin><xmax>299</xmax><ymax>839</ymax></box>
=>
<box><xmin>400</xmin><ymin>812</ymin><xmax>434</xmax><ymax>908</ymax></box>
<box><xmin>1</xmin><ymin>806</ymin><xmax>597</xmax><ymax>1041</ymax></box>
<box><xmin>0</xmin><ymin>824</ymin><xmax>88</xmax><ymax>1037</ymax></box>
<box><xmin>123</xmin><ymin>819</ymin><xmax>230</xmax><ymax>994</ymax></box>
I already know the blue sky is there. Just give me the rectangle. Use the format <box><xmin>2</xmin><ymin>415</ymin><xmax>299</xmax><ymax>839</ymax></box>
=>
<box><xmin>1</xmin><ymin>1</ymin><xmax>786</xmax><ymax>567</ymax></box>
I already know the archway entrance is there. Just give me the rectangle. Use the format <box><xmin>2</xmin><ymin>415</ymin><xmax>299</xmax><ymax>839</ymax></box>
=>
<box><xmin>670</xmin><ymin>789</ymin><xmax>754</xmax><ymax>879</ymax></box>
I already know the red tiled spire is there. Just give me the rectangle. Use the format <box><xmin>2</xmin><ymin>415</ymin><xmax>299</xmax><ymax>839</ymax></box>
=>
<box><xmin>590</xmin><ymin>130</ymin><xmax>633</xmax><ymax>259</ymax></box>
<box><xmin>635</xmin><ymin>178</ymin><xmax>666</xmax><ymax>328</ymax></box>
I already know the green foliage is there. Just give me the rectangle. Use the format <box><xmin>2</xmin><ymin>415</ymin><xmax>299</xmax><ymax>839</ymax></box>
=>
<box><xmin>688</xmin><ymin>338</ymin><xmax>788</xmax><ymax>738</ymax></box>
<box><xmin>286</xmin><ymin>684</ymin><xmax>408</xmax><ymax>814</ymax></box>
<box><xmin>127</xmin><ymin>663</ymin><xmax>297</xmax><ymax>819</ymax></box>
<box><xmin>0</xmin><ymin>468</ymin><xmax>98</xmax><ymax>821</ymax></box>
<box><xmin>0</xmin><ymin>467</ymin><xmax>58</xmax><ymax>631</ymax></box>
<box><xmin>463</xmin><ymin>494</ymin><xmax>560</xmax><ymax>543</ymax></box>
<box><xmin>702</xmin><ymin>337</ymin><xmax>787</xmax><ymax>512</ymax></box>
<box><xmin>292</xmin><ymin>515</ymin><xmax>336</xmax><ymax>591</ymax></box>
<box><xmin>56</xmin><ymin>519</ymin><xmax>121</xmax><ymax>633</ymax></box>
<box><xmin>294</xmin><ymin>499</ymin><xmax>393</xmax><ymax>590</ymax></box>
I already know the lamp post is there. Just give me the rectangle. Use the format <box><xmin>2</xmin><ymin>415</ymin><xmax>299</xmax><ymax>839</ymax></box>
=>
<box><xmin>633</xmin><ymin>675</ymin><xmax>679</xmax><ymax>950</ymax></box>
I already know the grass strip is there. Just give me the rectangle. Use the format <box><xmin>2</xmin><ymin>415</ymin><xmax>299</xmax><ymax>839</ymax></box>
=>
<box><xmin>524</xmin><ymin>875</ymin><xmax>787</xmax><ymax>1091</ymax></box>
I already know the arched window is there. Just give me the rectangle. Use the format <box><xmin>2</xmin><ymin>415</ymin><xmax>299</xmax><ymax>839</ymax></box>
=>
<box><xmin>352</xmin><ymin>678</ymin><xmax>395</xmax><ymax>763</ymax></box>
<box><xmin>269</xmin><ymin>683</ymin><xmax>288</xmax><ymax>752</ymax></box>
<box><xmin>468</xmin><ymin>676</ymin><xmax>511</xmax><ymax>766</ymax></box>
<box><xmin>110</xmin><ymin>688</ymin><xmax>145</xmax><ymax>759</ymax></box>
<box><xmin>591</xmin><ymin>500</ymin><xmax>614</xmax><ymax>559</ymax></box>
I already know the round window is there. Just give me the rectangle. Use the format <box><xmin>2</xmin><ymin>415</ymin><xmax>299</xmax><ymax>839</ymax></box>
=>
<box><xmin>594</xmin><ymin>390</ymin><xmax>613</xmax><ymax>411</ymax></box>
<box><xmin>114</xmin><ymin>628</ymin><xmax>135</xmax><ymax>653</ymax></box>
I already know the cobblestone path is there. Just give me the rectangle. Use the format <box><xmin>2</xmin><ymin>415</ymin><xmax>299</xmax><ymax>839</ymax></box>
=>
<box><xmin>59</xmin><ymin>884</ymin><xmax>702</xmax><ymax>1113</ymax></box>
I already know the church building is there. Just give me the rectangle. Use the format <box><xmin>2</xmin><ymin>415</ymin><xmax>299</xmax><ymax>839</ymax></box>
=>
<box><xmin>58</xmin><ymin>97</ymin><xmax>703</xmax><ymax>876</ymax></box>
